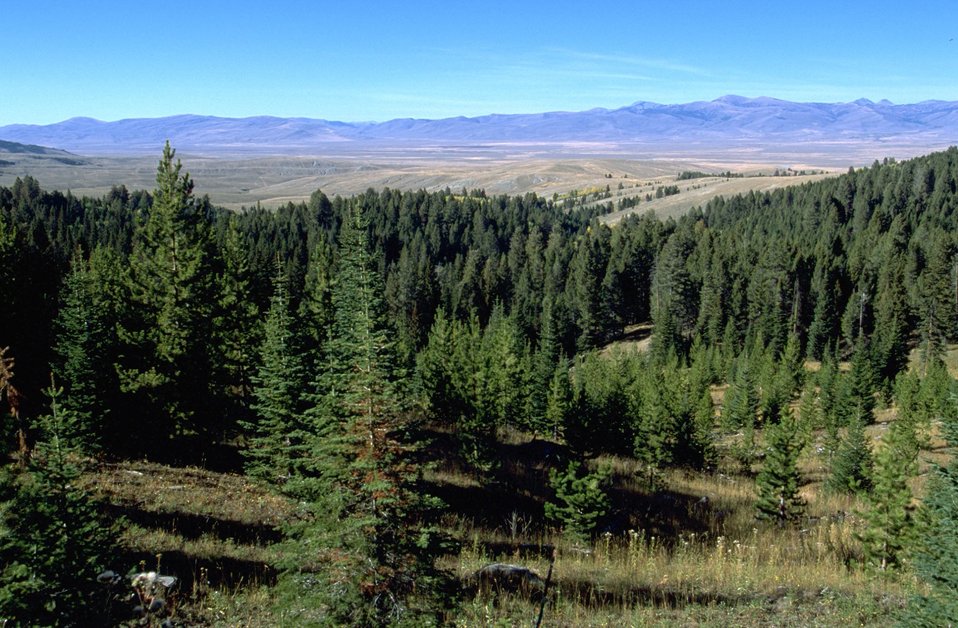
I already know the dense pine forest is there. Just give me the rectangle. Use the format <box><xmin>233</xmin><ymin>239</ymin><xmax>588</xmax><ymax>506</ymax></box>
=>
<box><xmin>3</xmin><ymin>143</ymin><xmax>958</xmax><ymax>624</ymax></box>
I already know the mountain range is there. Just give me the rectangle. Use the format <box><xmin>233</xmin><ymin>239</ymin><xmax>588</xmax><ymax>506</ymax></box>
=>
<box><xmin>2</xmin><ymin>96</ymin><xmax>958</xmax><ymax>158</ymax></box>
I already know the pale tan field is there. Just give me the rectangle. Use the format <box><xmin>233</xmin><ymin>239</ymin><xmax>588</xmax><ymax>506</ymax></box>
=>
<box><xmin>599</xmin><ymin>171</ymin><xmax>837</xmax><ymax>223</ymax></box>
<box><xmin>0</xmin><ymin>150</ymin><xmax>839</xmax><ymax>214</ymax></box>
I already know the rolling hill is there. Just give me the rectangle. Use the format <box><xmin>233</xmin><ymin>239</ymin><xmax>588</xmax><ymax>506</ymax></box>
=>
<box><xmin>2</xmin><ymin>96</ymin><xmax>957</xmax><ymax>158</ymax></box>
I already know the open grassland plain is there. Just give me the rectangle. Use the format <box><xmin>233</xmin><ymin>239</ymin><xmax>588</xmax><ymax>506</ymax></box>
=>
<box><xmin>0</xmin><ymin>136</ymin><xmax>884</xmax><ymax>212</ymax></box>
<box><xmin>0</xmin><ymin>150</ymin><xmax>830</xmax><ymax>212</ymax></box>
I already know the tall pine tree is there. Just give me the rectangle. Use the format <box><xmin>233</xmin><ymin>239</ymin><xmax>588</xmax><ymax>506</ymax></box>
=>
<box><xmin>118</xmin><ymin>142</ymin><xmax>218</xmax><ymax>451</ymax></box>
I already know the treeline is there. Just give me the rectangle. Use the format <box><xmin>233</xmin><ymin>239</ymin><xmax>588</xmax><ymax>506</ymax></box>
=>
<box><xmin>677</xmin><ymin>170</ymin><xmax>744</xmax><ymax>180</ymax></box>
<box><xmin>4</xmin><ymin>149</ymin><xmax>958</xmax><ymax>464</ymax></box>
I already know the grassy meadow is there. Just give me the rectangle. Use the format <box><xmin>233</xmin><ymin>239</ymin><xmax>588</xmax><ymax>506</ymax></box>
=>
<box><xmin>79</xmin><ymin>381</ymin><xmax>934</xmax><ymax>626</ymax></box>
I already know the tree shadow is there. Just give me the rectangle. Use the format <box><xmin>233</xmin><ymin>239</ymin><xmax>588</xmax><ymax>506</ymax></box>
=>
<box><xmin>103</xmin><ymin>502</ymin><xmax>283</xmax><ymax>546</ymax></box>
<box><xmin>553</xmin><ymin>576</ymin><xmax>752</xmax><ymax>609</ymax></box>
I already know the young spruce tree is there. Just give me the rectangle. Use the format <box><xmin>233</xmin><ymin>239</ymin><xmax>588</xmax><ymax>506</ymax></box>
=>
<box><xmin>243</xmin><ymin>267</ymin><xmax>308</xmax><ymax>490</ymax></box>
<box><xmin>0</xmin><ymin>382</ymin><xmax>117</xmax><ymax>626</ymax></box>
<box><xmin>545</xmin><ymin>460</ymin><xmax>612</xmax><ymax>543</ymax></box>
<box><xmin>52</xmin><ymin>251</ymin><xmax>114</xmax><ymax>455</ymax></box>
<box><xmin>825</xmin><ymin>413</ymin><xmax>873</xmax><ymax>495</ymax></box>
<box><xmin>755</xmin><ymin>409</ymin><xmax>806</xmax><ymax>523</ymax></box>
<box><xmin>279</xmin><ymin>204</ymin><xmax>451</xmax><ymax>625</ymax></box>
<box><xmin>905</xmin><ymin>399</ymin><xmax>958</xmax><ymax>623</ymax></box>
<box><xmin>857</xmin><ymin>419</ymin><xmax>918</xmax><ymax>572</ymax></box>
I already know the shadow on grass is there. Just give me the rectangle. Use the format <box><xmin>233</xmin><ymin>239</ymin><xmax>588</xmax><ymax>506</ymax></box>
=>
<box><xmin>607</xmin><ymin>486</ymin><xmax>712</xmax><ymax>543</ymax></box>
<box><xmin>425</xmin><ymin>478</ymin><xmax>545</xmax><ymax>530</ymax></box>
<box><xmin>142</xmin><ymin>439</ymin><xmax>246</xmax><ymax>473</ymax></box>
<box><xmin>103</xmin><ymin>502</ymin><xmax>284</xmax><ymax>546</ymax></box>
<box><xmin>419</xmin><ymin>426</ymin><xmax>729</xmax><ymax>547</ymax></box>
<box><xmin>458</xmin><ymin>573</ymin><xmax>756</xmax><ymax>611</ymax></box>
<box><xmin>553</xmin><ymin>576</ymin><xmax>753</xmax><ymax>609</ymax></box>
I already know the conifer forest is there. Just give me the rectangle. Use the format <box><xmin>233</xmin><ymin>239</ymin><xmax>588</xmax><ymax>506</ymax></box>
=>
<box><xmin>4</xmin><ymin>142</ymin><xmax>958</xmax><ymax>625</ymax></box>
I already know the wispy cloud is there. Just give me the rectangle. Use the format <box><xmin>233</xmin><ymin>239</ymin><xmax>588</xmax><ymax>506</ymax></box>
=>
<box><xmin>543</xmin><ymin>48</ymin><xmax>709</xmax><ymax>76</ymax></box>
<box><xmin>412</xmin><ymin>44</ymin><xmax>704</xmax><ymax>81</ymax></box>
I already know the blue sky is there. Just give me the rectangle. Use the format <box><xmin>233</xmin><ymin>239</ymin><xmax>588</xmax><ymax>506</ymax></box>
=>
<box><xmin>3</xmin><ymin>0</ymin><xmax>957</xmax><ymax>125</ymax></box>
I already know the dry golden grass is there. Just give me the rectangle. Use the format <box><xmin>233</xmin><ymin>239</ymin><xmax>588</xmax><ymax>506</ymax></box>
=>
<box><xmin>84</xmin><ymin>460</ymin><xmax>295</xmax><ymax>527</ymax></box>
<box><xmin>444</xmin><ymin>410</ymin><xmax>933</xmax><ymax>627</ymax></box>
<box><xmin>77</xmin><ymin>404</ymin><xmax>940</xmax><ymax>626</ymax></box>
<box><xmin>450</xmin><ymin>470</ymin><xmax>915</xmax><ymax>626</ymax></box>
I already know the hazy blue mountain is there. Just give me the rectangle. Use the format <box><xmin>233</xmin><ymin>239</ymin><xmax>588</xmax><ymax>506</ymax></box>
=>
<box><xmin>2</xmin><ymin>96</ymin><xmax>957</xmax><ymax>156</ymax></box>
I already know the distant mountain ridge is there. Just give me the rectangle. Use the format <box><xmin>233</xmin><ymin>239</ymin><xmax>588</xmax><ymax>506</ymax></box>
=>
<box><xmin>2</xmin><ymin>96</ymin><xmax>957</xmax><ymax>157</ymax></box>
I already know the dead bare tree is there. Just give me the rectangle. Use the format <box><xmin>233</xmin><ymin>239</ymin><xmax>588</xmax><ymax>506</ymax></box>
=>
<box><xmin>0</xmin><ymin>346</ymin><xmax>29</xmax><ymax>466</ymax></box>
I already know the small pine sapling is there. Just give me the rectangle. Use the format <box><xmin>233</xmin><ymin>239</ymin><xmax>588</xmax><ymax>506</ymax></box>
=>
<box><xmin>545</xmin><ymin>460</ymin><xmax>612</xmax><ymax>543</ymax></box>
<box><xmin>755</xmin><ymin>409</ymin><xmax>806</xmax><ymax>524</ymax></box>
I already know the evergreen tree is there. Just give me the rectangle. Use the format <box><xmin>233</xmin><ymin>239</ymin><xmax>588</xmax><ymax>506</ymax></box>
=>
<box><xmin>420</xmin><ymin>311</ymin><xmax>501</xmax><ymax>472</ymax></box>
<box><xmin>691</xmin><ymin>386</ymin><xmax>718</xmax><ymax>469</ymax></box>
<box><xmin>871</xmin><ymin>241</ymin><xmax>910</xmax><ymax>390</ymax></box>
<box><xmin>476</xmin><ymin>306</ymin><xmax>524</xmax><ymax>431</ymax></box>
<box><xmin>696</xmin><ymin>243</ymin><xmax>731</xmax><ymax>346</ymax></box>
<box><xmin>825</xmin><ymin>413</ymin><xmax>873</xmax><ymax>495</ymax></box>
<box><xmin>806</xmin><ymin>264</ymin><xmax>842</xmax><ymax>360</ymax></box>
<box><xmin>916</xmin><ymin>358</ymin><xmax>958</xmax><ymax>439</ymax></box>
<box><xmin>527</xmin><ymin>298</ymin><xmax>561</xmax><ymax>433</ymax></box>
<box><xmin>452</xmin><ymin>313</ymin><xmax>502</xmax><ymax>470</ymax></box>
<box><xmin>916</xmin><ymin>234</ymin><xmax>957</xmax><ymax>368</ymax></box>
<box><xmin>778</xmin><ymin>331</ymin><xmax>805</xmax><ymax>397</ymax></box>
<box><xmin>51</xmin><ymin>252</ymin><xmax>113</xmax><ymax>454</ymax></box>
<box><xmin>212</xmin><ymin>215</ymin><xmax>261</xmax><ymax>429</ymax></box>
<box><xmin>756</xmin><ymin>344</ymin><xmax>791</xmax><ymax>424</ymax></box>
<box><xmin>243</xmin><ymin>269</ymin><xmax>309</xmax><ymax>489</ymax></box>
<box><xmin>857</xmin><ymin>419</ymin><xmax>918</xmax><ymax>571</ymax></box>
<box><xmin>633</xmin><ymin>368</ymin><xmax>675</xmax><ymax>488</ymax></box>
<box><xmin>567</xmin><ymin>351</ymin><xmax>631</xmax><ymax>457</ymax></box>
<box><xmin>117</xmin><ymin>142</ymin><xmax>218</xmax><ymax>450</ymax></box>
<box><xmin>569</xmin><ymin>225</ymin><xmax>615</xmax><ymax>350</ymax></box>
<box><xmin>0</xmin><ymin>382</ymin><xmax>117</xmax><ymax>626</ymax></box>
<box><xmin>845</xmin><ymin>339</ymin><xmax>878</xmax><ymax>426</ymax></box>
<box><xmin>650</xmin><ymin>229</ymin><xmax>698</xmax><ymax>358</ymax></box>
<box><xmin>544</xmin><ymin>356</ymin><xmax>573</xmax><ymax>440</ymax></box>
<box><xmin>755</xmin><ymin>409</ymin><xmax>806</xmax><ymax>523</ymax></box>
<box><xmin>893</xmin><ymin>367</ymin><xmax>936</xmax><ymax>455</ymax></box>
<box><xmin>301</xmin><ymin>232</ymin><xmax>335</xmax><ymax>357</ymax></box>
<box><xmin>416</xmin><ymin>309</ymin><xmax>456</xmax><ymax>423</ymax></box>
<box><xmin>797</xmin><ymin>381</ymin><xmax>823</xmax><ymax>430</ymax></box>
<box><xmin>663</xmin><ymin>364</ymin><xmax>710</xmax><ymax>470</ymax></box>
<box><xmin>286</xmin><ymin>204</ymin><xmax>450</xmax><ymax>624</ymax></box>
<box><xmin>721</xmin><ymin>353</ymin><xmax>757</xmax><ymax>430</ymax></box>
<box><xmin>818</xmin><ymin>350</ymin><xmax>851</xmax><ymax>450</ymax></box>
<box><xmin>545</xmin><ymin>460</ymin><xmax>612</xmax><ymax>543</ymax></box>
<box><xmin>906</xmin><ymin>399</ymin><xmax>958</xmax><ymax>624</ymax></box>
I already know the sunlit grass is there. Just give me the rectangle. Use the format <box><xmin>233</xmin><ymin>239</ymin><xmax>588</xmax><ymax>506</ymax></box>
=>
<box><xmin>79</xmin><ymin>414</ymin><xmax>934</xmax><ymax>625</ymax></box>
